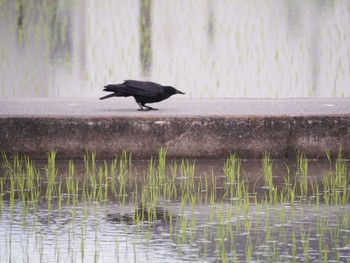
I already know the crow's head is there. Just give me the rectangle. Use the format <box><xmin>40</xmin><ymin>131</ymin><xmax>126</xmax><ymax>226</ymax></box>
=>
<box><xmin>165</xmin><ymin>86</ymin><xmax>185</xmax><ymax>96</ymax></box>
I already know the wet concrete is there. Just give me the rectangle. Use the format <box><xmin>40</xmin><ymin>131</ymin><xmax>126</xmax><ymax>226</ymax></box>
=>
<box><xmin>0</xmin><ymin>98</ymin><xmax>349</xmax><ymax>159</ymax></box>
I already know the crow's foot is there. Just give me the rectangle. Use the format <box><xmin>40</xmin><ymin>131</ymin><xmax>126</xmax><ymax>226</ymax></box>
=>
<box><xmin>137</xmin><ymin>106</ymin><xmax>158</xmax><ymax>111</ymax></box>
<box><xmin>145</xmin><ymin>106</ymin><xmax>158</xmax><ymax>111</ymax></box>
<box><xmin>137</xmin><ymin>102</ymin><xmax>158</xmax><ymax>111</ymax></box>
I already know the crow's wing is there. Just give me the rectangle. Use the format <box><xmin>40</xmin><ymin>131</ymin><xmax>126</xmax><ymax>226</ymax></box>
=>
<box><xmin>124</xmin><ymin>80</ymin><xmax>163</xmax><ymax>97</ymax></box>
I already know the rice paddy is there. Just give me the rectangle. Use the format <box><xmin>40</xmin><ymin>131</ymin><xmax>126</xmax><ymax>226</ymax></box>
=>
<box><xmin>1</xmin><ymin>149</ymin><xmax>349</xmax><ymax>262</ymax></box>
<box><xmin>1</xmin><ymin>1</ymin><xmax>350</xmax><ymax>98</ymax></box>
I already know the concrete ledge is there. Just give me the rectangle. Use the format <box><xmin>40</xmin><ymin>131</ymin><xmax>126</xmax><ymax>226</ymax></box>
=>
<box><xmin>1</xmin><ymin>98</ymin><xmax>350</xmax><ymax>159</ymax></box>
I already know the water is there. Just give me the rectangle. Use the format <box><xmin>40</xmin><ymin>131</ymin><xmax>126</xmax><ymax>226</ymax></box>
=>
<box><xmin>1</xmin><ymin>0</ymin><xmax>349</xmax><ymax>98</ymax></box>
<box><xmin>1</xmin><ymin>155</ymin><xmax>350</xmax><ymax>262</ymax></box>
<box><xmin>1</xmin><ymin>201</ymin><xmax>349</xmax><ymax>262</ymax></box>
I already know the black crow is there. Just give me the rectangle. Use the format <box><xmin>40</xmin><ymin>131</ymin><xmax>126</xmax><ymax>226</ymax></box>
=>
<box><xmin>100</xmin><ymin>80</ymin><xmax>185</xmax><ymax>111</ymax></box>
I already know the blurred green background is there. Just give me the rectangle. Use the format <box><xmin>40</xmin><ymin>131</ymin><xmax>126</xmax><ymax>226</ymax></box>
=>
<box><xmin>1</xmin><ymin>0</ymin><xmax>349</xmax><ymax>98</ymax></box>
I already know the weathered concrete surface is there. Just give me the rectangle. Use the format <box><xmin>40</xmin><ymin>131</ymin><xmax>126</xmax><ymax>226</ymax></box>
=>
<box><xmin>0</xmin><ymin>98</ymin><xmax>349</xmax><ymax>159</ymax></box>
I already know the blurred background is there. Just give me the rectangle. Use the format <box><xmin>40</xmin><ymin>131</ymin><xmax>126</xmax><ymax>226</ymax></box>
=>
<box><xmin>0</xmin><ymin>0</ymin><xmax>349</xmax><ymax>98</ymax></box>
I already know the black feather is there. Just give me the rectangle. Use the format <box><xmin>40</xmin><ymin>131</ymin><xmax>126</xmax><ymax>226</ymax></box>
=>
<box><xmin>100</xmin><ymin>80</ymin><xmax>185</xmax><ymax>111</ymax></box>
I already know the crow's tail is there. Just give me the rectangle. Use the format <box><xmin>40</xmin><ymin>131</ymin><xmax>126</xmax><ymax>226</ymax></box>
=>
<box><xmin>99</xmin><ymin>93</ymin><xmax>115</xmax><ymax>100</ymax></box>
<box><xmin>100</xmin><ymin>84</ymin><xmax>125</xmax><ymax>100</ymax></box>
<box><xmin>103</xmin><ymin>84</ymin><xmax>124</xmax><ymax>93</ymax></box>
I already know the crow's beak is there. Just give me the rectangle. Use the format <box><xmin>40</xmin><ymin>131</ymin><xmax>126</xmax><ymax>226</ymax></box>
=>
<box><xmin>176</xmin><ymin>90</ymin><xmax>185</xmax><ymax>95</ymax></box>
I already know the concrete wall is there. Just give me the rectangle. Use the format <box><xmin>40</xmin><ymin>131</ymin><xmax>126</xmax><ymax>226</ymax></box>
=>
<box><xmin>1</xmin><ymin>115</ymin><xmax>349</xmax><ymax>159</ymax></box>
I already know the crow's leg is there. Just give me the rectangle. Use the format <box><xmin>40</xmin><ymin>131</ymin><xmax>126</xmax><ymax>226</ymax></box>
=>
<box><xmin>136</xmin><ymin>102</ymin><xmax>147</xmax><ymax>111</ymax></box>
<box><xmin>137</xmin><ymin>102</ymin><xmax>158</xmax><ymax>111</ymax></box>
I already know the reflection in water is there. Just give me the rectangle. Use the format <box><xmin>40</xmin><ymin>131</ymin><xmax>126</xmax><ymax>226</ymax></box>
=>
<box><xmin>1</xmin><ymin>0</ymin><xmax>350</xmax><ymax>98</ymax></box>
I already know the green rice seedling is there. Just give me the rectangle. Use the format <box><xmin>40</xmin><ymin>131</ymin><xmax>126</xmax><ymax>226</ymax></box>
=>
<box><xmin>72</xmin><ymin>180</ymin><xmax>79</xmax><ymax>211</ymax></box>
<box><xmin>118</xmin><ymin>151</ymin><xmax>130</xmax><ymax>205</ymax></box>
<box><xmin>45</xmin><ymin>151</ymin><xmax>58</xmax><ymax>212</ymax></box>
<box><xmin>190</xmin><ymin>195</ymin><xmax>197</xmax><ymax>232</ymax></box>
<box><xmin>80</xmin><ymin>221</ymin><xmax>85</xmax><ymax>261</ymax></box>
<box><xmin>243</xmin><ymin>191</ymin><xmax>251</xmax><ymax>232</ymax></box>
<box><xmin>195</xmin><ymin>175</ymin><xmax>205</xmax><ymax>204</ymax></box>
<box><xmin>209</xmin><ymin>170</ymin><xmax>218</xmax><ymax>204</ymax></box>
<box><xmin>201</xmin><ymin>225</ymin><xmax>209</xmax><ymax>258</ymax></box>
<box><xmin>94</xmin><ymin>213</ymin><xmax>100</xmax><ymax>263</ymax></box>
<box><xmin>322</xmin><ymin>153</ymin><xmax>347</xmax><ymax>205</ymax></box>
<box><xmin>67</xmin><ymin>221</ymin><xmax>72</xmax><ymax>253</ymax></box>
<box><xmin>163</xmin><ymin>160</ymin><xmax>178</xmax><ymax>201</ymax></box>
<box><xmin>202</xmin><ymin>173</ymin><xmax>209</xmax><ymax>204</ymax></box>
<box><xmin>322</xmin><ymin>244</ymin><xmax>328</xmax><ymax>263</ymax></box>
<box><xmin>23</xmin><ymin>156</ymin><xmax>41</xmax><ymax>213</ymax></box>
<box><xmin>168</xmin><ymin>207</ymin><xmax>174</xmax><ymax>241</ymax></box>
<box><xmin>291</xmin><ymin>231</ymin><xmax>297</xmax><ymax>262</ymax></box>
<box><xmin>163</xmin><ymin>179</ymin><xmax>175</xmax><ymax>202</ymax></box>
<box><xmin>225</xmin><ymin>206</ymin><xmax>235</xmax><ymax>252</ymax></box>
<box><xmin>221</xmin><ymin>247</ymin><xmax>228</xmax><ymax>263</ymax></box>
<box><xmin>0</xmin><ymin>179</ymin><xmax>3</xmax><ymax>212</ymax></box>
<box><xmin>18</xmin><ymin>166</ymin><xmax>27</xmax><ymax>206</ymax></box>
<box><xmin>83</xmin><ymin>151</ymin><xmax>98</xmax><ymax>202</ymax></box>
<box><xmin>95</xmin><ymin>166</ymin><xmax>104</xmax><ymax>202</ymax></box>
<box><xmin>188</xmin><ymin>160</ymin><xmax>196</xmax><ymax>194</ymax></box>
<box><xmin>334</xmin><ymin>150</ymin><xmax>348</xmax><ymax>205</ymax></box>
<box><xmin>245</xmin><ymin>236</ymin><xmax>252</xmax><ymax>262</ymax></box>
<box><xmin>2</xmin><ymin>153</ymin><xmax>22</xmax><ymax>214</ymax></box>
<box><xmin>103</xmin><ymin>161</ymin><xmax>109</xmax><ymax>205</ymax></box>
<box><xmin>39</xmin><ymin>229</ymin><xmax>44</xmax><ymax>263</ymax></box>
<box><xmin>179</xmin><ymin>194</ymin><xmax>189</xmax><ymax>244</ymax></box>
<box><xmin>148</xmin><ymin>200</ymin><xmax>159</xmax><ymax>222</ymax></box>
<box><xmin>9</xmin><ymin>166</ymin><xmax>15</xmax><ymax>217</ymax></box>
<box><xmin>57</xmin><ymin>180</ymin><xmax>63</xmax><ymax>212</ymax></box>
<box><xmin>147</xmin><ymin>157</ymin><xmax>161</xmax><ymax>206</ymax></box>
<box><xmin>146</xmin><ymin>156</ymin><xmax>155</xmax><ymax>187</ymax></box>
<box><xmin>300</xmin><ymin>229</ymin><xmax>310</xmax><ymax>262</ymax></box>
<box><xmin>54</xmin><ymin>227</ymin><xmax>61</xmax><ymax>262</ymax></box>
<box><xmin>24</xmin><ymin>156</ymin><xmax>37</xmax><ymax>202</ymax></box>
<box><xmin>262</xmin><ymin>152</ymin><xmax>273</xmax><ymax>187</ymax></box>
<box><xmin>317</xmin><ymin>219</ymin><xmax>326</xmax><ymax>262</ymax></box>
<box><xmin>0</xmin><ymin>151</ymin><xmax>10</xmax><ymax>183</ymax></box>
<box><xmin>272</xmin><ymin>241</ymin><xmax>280</xmax><ymax>263</ymax></box>
<box><xmin>66</xmin><ymin>160</ymin><xmax>75</xmax><ymax>205</ymax></box>
<box><xmin>108</xmin><ymin>155</ymin><xmax>118</xmax><ymax>198</ymax></box>
<box><xmin>130</xmin><ymin>175</ymin><xmax>140</xmax><ymax>207</ymax></box>
<box><xmin>280</xmin><ymin>163</ymin><xmax>292</xmax><ymax>203</ymax></box>
<box><xmin>223</xmin><ymin>153</ymin><xmax>242</xmax><ymax>200</ymax></box>
<box><xmin>297</xmin><ymin>152</ymin><xmax>309</xmax><ymax>197</ymax></box>
<box><xmin>215</xmin><ymin>218</ymin><xmax>227</xmax><ymax>261</ymax></box>
<box><xmin>114</xmin><ymin>236</ymin><xmax>120</xmax><ymax>263</ymax></box>
<box><xmin>158</xmin><ymin>147</ymin><xmax>167</xmax><ymax>186</ymax></box>
<box><xmin>223</xmin><ymin>153</ymin><xmax>241</xmax><ymax>184</ymax></box>
<box><xmin>312</xmin><ymin>180</ymin><xmax>321</xmax><ymax>208</ymax></box>
<box><xmin>264</xmin><ymin>205</ymin><xmax>273</xmax><ymax>245</ymax></box>
<box><xmin>127</xmin><ymin>151</ymin><xmax>133</xmax><ymax>185</ymax></box>
<box><xmin>325</xmin><ymin>150</ymin><xmax>332</xmax><ymax>167</ymax></box>
<box><xmin>178</xmin><ymin>159</ymin><xmax>196</xmax><ymax>196</ymax></box>
<box><xmin>262</xmin><ymin>152</ymin><xmax>274</xmax><ymax>203</ymax></box>
<box><xmin>341</xmin><ymin>206</ymin><xmax>350</xmax><ymax>231</ymax></box>
<box><xmin>322</xmin><ymin>171</ymin><xmax>331</xmax><ymax>205</ymax></box>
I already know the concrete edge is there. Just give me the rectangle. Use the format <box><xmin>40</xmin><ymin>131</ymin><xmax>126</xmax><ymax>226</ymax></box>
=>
<box><xmin>1</xmin><ymin>115</ymin><xmax>349</xmax><ymax>160</ymax></box>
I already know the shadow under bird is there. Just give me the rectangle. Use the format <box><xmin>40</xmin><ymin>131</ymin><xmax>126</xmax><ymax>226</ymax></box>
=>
<box><xmin>100</xmin><ymin>80</ymin><xmax>185</xmax><ymax>111</ymax></box>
